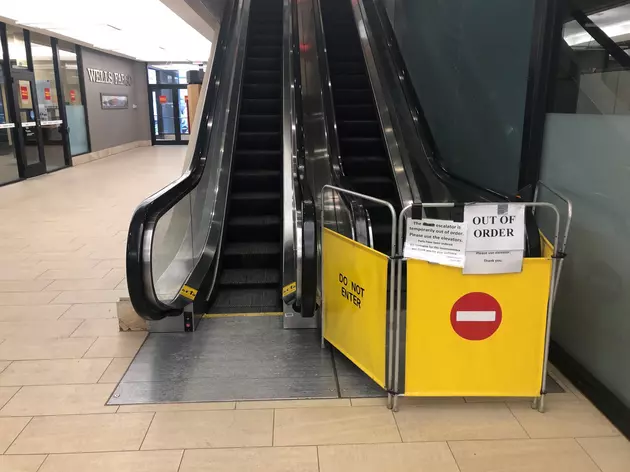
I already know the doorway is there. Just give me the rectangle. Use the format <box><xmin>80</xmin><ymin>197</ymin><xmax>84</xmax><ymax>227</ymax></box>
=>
<box><xmin>149</xmin><ymin>85</ymin><xmax>190</xmax><ymax>145</ymax></box>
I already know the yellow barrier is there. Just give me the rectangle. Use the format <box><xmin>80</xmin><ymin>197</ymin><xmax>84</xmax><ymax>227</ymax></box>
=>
<box><xmin>404</xmin><ymin>253</ymin><xmax>552</xmax><ymax>397</ymax></box>
<box><xmin>322</xmin><ymin>228</ymin><xmax>390</xmax><ymax>388</ymax></box>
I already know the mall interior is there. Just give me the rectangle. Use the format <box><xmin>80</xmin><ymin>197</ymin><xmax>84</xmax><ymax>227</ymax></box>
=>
<box><xmin>0</xmin><ymin>0</ymin><xmax>629</xmax><ymax>470</ymax></box>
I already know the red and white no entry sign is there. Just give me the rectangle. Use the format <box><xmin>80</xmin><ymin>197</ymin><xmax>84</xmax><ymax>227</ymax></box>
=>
<box><xmin>450</xmin><ymin>292</ymin><xmax>502</xmax><ymax>341</ymax></box>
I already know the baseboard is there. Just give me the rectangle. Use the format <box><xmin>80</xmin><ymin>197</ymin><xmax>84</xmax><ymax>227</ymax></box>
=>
<box><xmin>72</xmin><ymin>140</ymin><xmax>152</xmax><ymax>166</ymax></box>
<box><xmin>550</xmin><ymin>340</ymin><xmax>630</xmax><ymax>439</ymax></box>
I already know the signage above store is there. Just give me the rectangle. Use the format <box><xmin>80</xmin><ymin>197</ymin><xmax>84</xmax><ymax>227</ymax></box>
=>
<box><xmin>86</xmin><ymin>67</ymin><xmax>132</xmax><ymax>86</ymax></box>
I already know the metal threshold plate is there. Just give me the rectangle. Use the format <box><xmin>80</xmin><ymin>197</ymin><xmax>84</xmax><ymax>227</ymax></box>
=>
<box><xmin>108</xmin><ymin>315</ymin><xmax>384</xmax><ymax>405</ymax></box>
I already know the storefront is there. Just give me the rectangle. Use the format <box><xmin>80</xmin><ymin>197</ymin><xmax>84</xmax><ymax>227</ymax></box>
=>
<box><xmin>0</xmin><ymin>24</ymin><xmax>89</xmax><ymax>185</ymax></box>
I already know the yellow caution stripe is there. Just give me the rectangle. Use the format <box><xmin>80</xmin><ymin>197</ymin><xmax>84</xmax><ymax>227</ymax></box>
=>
<box><xmin>179</xmin><ymin>285</ymin><xmax>198</xmax><ymax>301</ymax></box>
<box><xmin>282</xmin><ymin>282</ymin><xmax>297</xmax><ymax>297</ymax></box>
<box><xmin>202</xmin><ymin>312</ymin><xmax>283</xmax><ymax>319</ymax></box>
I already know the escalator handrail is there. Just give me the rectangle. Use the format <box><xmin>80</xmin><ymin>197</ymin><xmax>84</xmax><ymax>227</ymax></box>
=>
<box><xmin>363</xmin><ymin>0</ymin><xmax>541</xmax><ymax>257</ymax></box>
<box><xmin>311</xmin><ymin>0</ymin><xmax>370</xmax><ymax>245</ymax></box>
<box><xmin>126</xmin><ymin>0</ymin><xmax>241</xmax><ymax>320</ymax></box>
<box><xmin>285</xmin><ymin>0</ymin><xmax>317</xmax><ymax>317</ymax></box>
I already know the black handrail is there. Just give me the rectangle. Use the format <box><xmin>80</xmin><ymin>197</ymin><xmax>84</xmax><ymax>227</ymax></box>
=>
<box><xmin>291</xmin><ymin>0</ymin><xmax>317</xmax><ymax>317</ymax></box>
<box><xmin>126</xmin><ymin>0</ymin><xmax>240</xmax><ymax>320</ymax></box>
<box><xmin>365</xmin><ymin>0</ymin><xmax>542</xmax><ymax>257</ymax></box>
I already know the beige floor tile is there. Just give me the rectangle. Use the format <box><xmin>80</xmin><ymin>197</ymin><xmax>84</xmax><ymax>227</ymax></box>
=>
<box><xmin>0</xmin><ymin>292</ymin><xmax>61</xmax><ymax>306</ymax></box>
<box><xmin>236</xmin><ymin>399</ymin><xmax>351</xmax><ymax>409</ymax></box>
<box><xmin>577</xmin><ymin>437</ymin><xmax>630</xmax><ymax>472</ymax></box>
<box><xmin>93</xmin><ymin>259</ymin><xmax>126</xmax><ymax>270</ymax></box>
<box><xmin>449</xmin><ymin>438</ymin><xmax>600</xmax><ymax>472</ymax></box>
<box><xmin>39</xmin><ymin>450</ymin><xmax>183</xmax><ymax>472</ymax></box>
<box><xmin>0</xmin><ymin>359</ymin><xmax>112</xmax><ymax>386</ymax></box>
<box><xmin>0</xmin><ymin>360</ymin><xmax>10</xmax><ymax>373</ymax></box>
<box><xmin>180</xmin><ymin>447</ymin><xmax>318</xmax><ymax>472</ymax></box>
<box><xmin>0</xmin><ymin>386</ymin><xmax>19</xmax><ymax>408</ymax></box>
<box><xmin>98</xmin><ymin>358</ymin><xmax>131</xmax><ymax>383</ymax></box>
<box><xmin>52</xmin><ymin>290</ymin><xmax>128</xmax><ymax>305</ymax></box>
<box><xmin>45</xmin><ymin>277</ymin><xmax>123</xmax><ymax>291</ymax></box>
<box><xmin>118</xmin><ymin>401</ymin><xmax>235</xmax><ymax>413</ymax></box>
<box><xmin>7</xmin><ymin>413</ymin><xmax>153</xmax><ymax>454</ymax></box>
<box><xmin>0</xmin><ymin>455</ymin><xmax>47</xmax><ymax>472</ymax></box>
<box><xmin>394</xmin><ymin>403</ymin><xmax>528</xmax><ymax>442</ymax></box>
<box><xmin>71</xmin><ymin>318</ymin><xmax>120</xmax><ymax>337</ymax></box>
<box><xmin>0</xmin><ymin>417</ymin><xmax>31</xmax><ymax>453</ymax></box>
<box><xmin>0</xmin><ymin>384</ymin><xmax>117</xmax><ymax>416</ymax></box>
<box><xmin>141</xmin><ymin>409</ymin><xmax>273</xmax><ymax>450</ymax></box>
<box><xmin>84</xmin><ymin>332</ymin><xmax>147</xmax><ymax>357</ymax></box>
<box><xmin>0</xmin><ymin>337</ymin><xmax>95</xmax><ymax>360</ymax></box>
<box><xmin>0</xmin><ymin>320</ymin><xmax>83</xmax><ymax>340</ymax></box>
<box><xmin>319</xmin><ymin>442</ymin><xmax>460</xmax><ymax>472</ymax></box>
<box><xmin>274</xmin><ymin>406</ymin><xmax>400</xmax><ymax>446</ymax></box>
<box><xmin>60</xmin><ymin>303</ymin><xmax>117</xmax><ymax>319</ymax></box>
<box><xmin>37</xmin><ymin>268</ymin><xmax>111</xmax><ymax>280</ymax></box>
<box><xmin>0</xmin><ymin>305</ymin><xmax>69</xmax><ymax>322</ymax></box>
<box><xmin>0</xmin><ymin>268</ymin><xmax>45</xmax><ymax>281</ymax></box>
<box><xmin>35</xmin><ymin>259</ymin><xmax>99</xmax><ymax>270</ymax></box>
<box><xmin>508</xmin><ymin>399</ymin><xmax>620</xmax><ymax>438</ymax></box>
<box><xmin>351</xmin><ymin>397</ymin><xmax>464</xmax><ymax>407</ymax></box>
<box><xmin>0</xmin><ymin>280</ymin><xmax>52</xmax><ymax>292</ymax></box>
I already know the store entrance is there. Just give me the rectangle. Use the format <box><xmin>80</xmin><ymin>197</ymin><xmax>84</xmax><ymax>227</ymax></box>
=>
<box><xmin>150</xmin><ymin>85</ymin><xmax>190</xmax><ymax>144</ymax></box>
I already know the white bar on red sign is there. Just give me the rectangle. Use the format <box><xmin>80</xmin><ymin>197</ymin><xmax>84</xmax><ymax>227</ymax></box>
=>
<box><xmin>456</xmin><ymin>310</ymin><xmax>497</xmax><ymax>322</ymax></box>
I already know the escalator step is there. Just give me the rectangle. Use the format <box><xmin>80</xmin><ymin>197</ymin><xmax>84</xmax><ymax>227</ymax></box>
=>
<box><xmin>230</xmin><ymin>192</ymin><xmax>281</xmax><ymax>215</ymax></box>
<box><xmin>246</xmin><ymin>57</ymin><xmax>282</xmax><ymax>70</ymax></box>
<box><xmin>227</xmin><ymin>216</ymin><xmax>281</xmax><ymax>242</ymax></box>
<box><xmin>335</xmin><ymin>105</ymin><xmax>376</xmax><ymax>120</ymax></box>
<box><xmin>242</xmin><ymin>84</ymin><xmax>281</xmax><ymax>99</ymax></box>
<box><xmin>237</xmin><ymin>131</ymin><xmax>281</xmax><ymax>150</ymax></box>
<box><xmin>210</xmin><ymin>287</ymin><xmax>281</xmax><ymax>313</ymax></box>
<box><xmin>219</xmin><ymin>268</ymin><xmax>281</xmax><ymax>287</ymax></box>
<box><xmin>239</xmin><ymin>114</ymin><xmax>281</xmax><ymax>132</ymax></box>
<box><xmin>234</xmin><ymin>150</ymin><xmax>282</xmax><ymax>170</ymax></box>
<box><xmin>337</xmin><ymin>119</ymin><xmax>380</xmax><ymax>137</ymax></box>
<box><xmin>331</xmin><ymin>74</ymin><xmax>370</xmax><ymax>88</ymax></box>
<box><xmin>339</xmin><ymin>137</ymin><xmax>385</xmax><ymax>156</ymax></box>
<box><xmin>333</xmin><ymin>90</ymin><xmax>373</xmax><ymax>106</ymax></box>
<box><xmin>223</xmin><ymin>242</ymin><xmax>282</xmax><ymax>269</ymax></box>
<box><xmin>248</xmin><ymin>46</ymin><xmax>282</xmax><ymax>58</ymax></box>
<box><xmin>349</xmin><ymin>176</ymin><xmax>397</xmax><ymax>199</ymax></box>
<box><xmin>333</xmin><ymin>62</ymin><xmax>365</xmax><ymax>75</ymax></box>
<box><xmin>244</xmin><ymin>70</ymin><xmax>281</xmax><ymax>84</ymax></box>
<box><xmin>241</xmin><ymin>98</ymin><xmax>282</xmax><ymax>115</ymax></box>
<box><xmin>342</xmin><ymin>156</ymin><xmax>391</xmax><ymax>174</ymax></box>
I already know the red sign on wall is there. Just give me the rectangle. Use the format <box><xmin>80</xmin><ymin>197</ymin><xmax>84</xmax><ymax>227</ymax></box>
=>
<box><xmin>44</xmin><ymin>88</ymin><xmax>51</xmax><ymax>101</ymax></box>
<box><xmin>69</xmin><ymin>90</ymin><xmax>76</xmax><ymax>102</ymax></box>
<box><xmin>159</xmin><ymin>95</ymin><xmax>168</xmax><ymax>104</ymax></box>
<box><xmin>450</xmin><ymin>292</ymin><xmax>502</xmax><ymax>341</ymax></box>
<box><xmin>20</xmin><ymin>85</ymin><xmax>29</xmax><ymax>101</ymax></box>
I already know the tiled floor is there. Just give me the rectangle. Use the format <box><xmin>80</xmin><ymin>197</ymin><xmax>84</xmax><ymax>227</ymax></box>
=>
<box><xmin>0</xmin><ymin>145</ymin><xmax>629</xmax><ymax>471</ymax></box>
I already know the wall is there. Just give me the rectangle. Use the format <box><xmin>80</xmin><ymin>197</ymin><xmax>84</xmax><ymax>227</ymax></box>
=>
<box><xmin>81</xmin><ymin>48</ymin><xmax>150</xmax><ymax>152</ymax></box>
<box><xmin>381</xmin><ymin>0</ymin><xmax>535</xmax><ymax>195</ymax></box>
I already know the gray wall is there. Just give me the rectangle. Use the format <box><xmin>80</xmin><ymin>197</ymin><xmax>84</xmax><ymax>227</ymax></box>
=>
<box><xmin>81</xmin><ymin>48</ymin><xmax>150</xmax><ymax>152</ymax></box>
<box><xmin>382</xmin><ymin>0</ymin><xmax>535</xmax><ymax>195</ymax></box>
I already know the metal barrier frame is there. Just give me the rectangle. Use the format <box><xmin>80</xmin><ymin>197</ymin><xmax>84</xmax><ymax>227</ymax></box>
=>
<box><xmin>394</xmin><ymin>198</ymin><xmax>571</xmax><ymax>412</ymax></box>
<box><xmin>320</xmin><ymin>185</ymin><xmax>397</xmax><ymax>406</ymax></box>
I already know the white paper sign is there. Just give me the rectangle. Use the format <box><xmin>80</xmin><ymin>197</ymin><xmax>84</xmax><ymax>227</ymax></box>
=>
<box><xmin>463</xmin><ymin>204</ymin><xmax>526</xmax><ymax>274</ymax></box>
<box><xmin>463</xmin><ymin>250</ymin><xmax>524</xmax><ymax>275</ymax></box>
<box><xmin>404</xmin><ymin>218</ymin><xmax>467</xmax><ymax>268</ymax></box>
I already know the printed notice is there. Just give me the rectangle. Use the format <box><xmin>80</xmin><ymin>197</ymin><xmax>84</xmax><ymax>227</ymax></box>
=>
<box><xmin>404</xmin><ymin>218</ymin><xmax>467</xmax><ymax>268</ymax></box>
<box><xmin>463</xmin><ymin>204</ymin><xmax>526</xmax><ymax>274</ymax></box>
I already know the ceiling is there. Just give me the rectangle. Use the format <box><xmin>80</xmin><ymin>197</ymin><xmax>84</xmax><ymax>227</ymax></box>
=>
<box><xmin>0</xmin><ymin>0</ymin><xmax>214</xmax><ymax>62</ymax></box>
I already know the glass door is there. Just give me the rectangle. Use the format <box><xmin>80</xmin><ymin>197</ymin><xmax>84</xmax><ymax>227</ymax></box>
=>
<box><xmin>12</xmin><ymin>70</ymin><xmax>46</xmax><ymax>177</ymax></box>
<box><xmin>149</xmin><ymin>85</ymin><xmax>188</xmax><ymax>144</ymax></box>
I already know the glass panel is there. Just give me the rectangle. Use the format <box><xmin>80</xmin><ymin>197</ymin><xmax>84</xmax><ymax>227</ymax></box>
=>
<box><xmin>540</xmin><ymin>7</ymin><xmax>630</xmax><ymax>409</ymax></box>
<box><xmin>6</xmin><ymin>25</ymin><xmax>28</xmax><ymax>69</ymax></box>
<box><xmin>58</xmin><ymin>44</ymin><xmax>89</xmax><ymax>155</ymax></box>
<box><xmin>0</xmin><ymin>54</ymin><xmax>18</xmax><ymax>184</ymax></box>
<box><xmin>178</xmin><ymin>89</ymin><xmax>190</xmax><ymax>142</ymax></box>
<box><xmin>148</xmin><ymin>63</ymin><xmax>206</xmax><ymax>84</ymax></box>
<box><xmin>154</xmin><ymin>89</ymin><xmax>176</xmax><ymax>141</ymax></box>
<box><xmin>31</xmin><ymin>36</ymin><xmax>65</xmax><ymax>171</ymax></box>
<box><xmin>16</xmin><ymin>80</ymin><xmax>41</xmax><ymax>166</ymax></box>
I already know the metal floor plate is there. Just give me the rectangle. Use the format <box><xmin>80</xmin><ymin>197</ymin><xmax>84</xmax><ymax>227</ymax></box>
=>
<box><xmin>109</xmin><ymin>315</ymin><xmax>383</xmax><ymax>405</ymax></box>
<box><xmin>109</xmin><ymin>315</ymin><xmax>562</xmax><ymax>405</ymax></box>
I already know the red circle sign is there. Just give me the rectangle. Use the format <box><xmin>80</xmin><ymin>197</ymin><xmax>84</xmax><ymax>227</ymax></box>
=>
<box><xmin>450</xmin><ymin>292</ymin><xmax>502</xmax><ymax>341</ymax></box>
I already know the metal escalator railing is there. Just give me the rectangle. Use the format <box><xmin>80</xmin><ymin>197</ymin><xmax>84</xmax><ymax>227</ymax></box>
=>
<box><xmin>127</xmin><ymin>0</ymin><xmax>318</xmax><ymax>321</ymax></box>
<box><xmin>126</xmin><ymin>0</ymin><xmax>243</xmax><ymax>320</ymax></box>
<box><xmin>281</xmin><ymin>0</ymin><xmax>316</xmax><ymax>316</ymax></box>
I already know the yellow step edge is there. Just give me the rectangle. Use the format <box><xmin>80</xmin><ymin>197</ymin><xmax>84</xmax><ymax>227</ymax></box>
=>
<box><xmin>202</xmin><ymin>312</ymin><xmax>284</xmax><ymax>319</ymax></box>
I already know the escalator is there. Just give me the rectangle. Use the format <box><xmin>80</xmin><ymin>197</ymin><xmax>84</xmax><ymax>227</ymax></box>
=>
<box><xmin>319</xmin><ymin>0</ymin><xmax>402</xmax><ymax>253</ymax></box>
<box><xmin>210</xmin><ymin>0</ymin><xmax>283</xmax><ymax>314</ymax></box>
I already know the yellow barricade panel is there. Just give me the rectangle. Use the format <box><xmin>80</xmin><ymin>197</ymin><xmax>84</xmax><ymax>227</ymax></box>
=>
<box><xmin>323</xmin><ymin>228</ymin><xmax>389</xmax><ymax>388</ymax></box>
<box><xmin>405</xmin><ymin>257</ymin><xmax>552</xmax><ymax>397</ymax></box>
